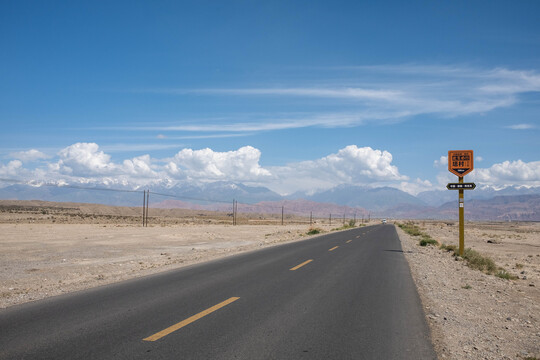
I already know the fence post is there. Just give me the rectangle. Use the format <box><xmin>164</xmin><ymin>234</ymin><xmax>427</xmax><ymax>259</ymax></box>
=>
<box><xmin>329</xmin><ymin>213</ymin><xmax>332</xmax><ymax>226</ymax></box>
<box><xmin>233</xmin><ymin>199</ymin><xmax>236</xmax><ymax>225</ymax></box>
<box><xmin>281</xmin><ymin>206</ymin><xmax>284</xmax><ymax>225</ymax></box>
<box><xmin>146</xmin><ymin>190</ymin><xmax>149</xmax><ymax>227</ymax></box>
<box><xmin>310</xmin><ymin>211</ymin><xmax>312</xmax><ymax>226</ymax></box>
<box><xmin>142</xmin><ymin>190</ymin><xmax>146</xmax><ymax>227</ymax></box>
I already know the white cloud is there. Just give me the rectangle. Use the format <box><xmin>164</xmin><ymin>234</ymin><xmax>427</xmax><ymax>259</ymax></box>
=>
<box><xmin>53</xmin><ymin>143</ymin><xmax>117</xmax><ymax>176</ymax></box>
<box><xmin>434</xmin><ymin>156</ymin><xmax>448</xmax><ymax>168</ymax></box>
<box><xmin>122</xmin><ymin>155</ymin><xmax>157</xmax><ymax>178</ymax></box>
<box><xmin>9</xmin><ymin>149</ymin><xmax>49</xmax><ymax>162</ymax></box>
<box><xmin>475</xmin><ymin>156</ymin><xmax>483</xmax><ymax>162</ymax></box>
<box><xmin>265</xmin><ymin>145</ymin><xmax>408</xmax><ymax>194</ymax></box>
<box><xmin>125</xmin><ymin>65</ymin><xmax>540</xmax><ymax>134</ymax></box>
<box><xmin>167</xmin><ymin>146</ymin><xmax>272</xmax><ymax>182</ymax></box>
<box><xmin>0</xmin><ymin>160</ymin><xmax>24</xmax><ymax>177</ymax></box>
<box><xmin>505</xmin><ymin>123</ymin><xmax>536</xmax><ymax>130</ymax></box>
<box><xmin>397</xmin><ymin>178</ymin><xmax>433</xmax><ymax>196</ymax></box>
<box><xmin>473</xmin><ymin>160</ymin><xmax>540</xmax><ymax>186</ymax></box>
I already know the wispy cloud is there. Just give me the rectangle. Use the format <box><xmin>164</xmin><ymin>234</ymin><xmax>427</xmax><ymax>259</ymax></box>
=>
<box><xmin>121</xmin><ymin>65</ymin><xmax>540</xmax><ymax>134</ymax></box>
<box><xmin>100</xmin><ymin>143</ymin><xmax>186</xmax><ymax>152</ymax></box>
<box><xmin>155</xmin><ymin>133</ymin><xmax>253</xmax><ymax>139</ymax></box>
<box><xmin>505</xmin><ymin>123</ymin><xmax>536</xmax><ymax>130</ymax></box>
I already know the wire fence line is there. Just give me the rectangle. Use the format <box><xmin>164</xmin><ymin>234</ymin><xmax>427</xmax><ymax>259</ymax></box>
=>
<box><xmin>0</xmin><ymin>177</ymin><xmax>372</xmax><ymax>227</ymax></box>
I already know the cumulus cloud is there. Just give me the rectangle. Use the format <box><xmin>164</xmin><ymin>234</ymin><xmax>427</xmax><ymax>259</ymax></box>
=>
<box><xmin>0</xmin><ymin>160</ymin><xmax>24</xmax><ymax>177</ymax></box>
<box><xmin>473</xmin><ymin>160</ymin><xmax>540</xmax><ymax>186</ymax></box>
<box><xmin>434</xmin><ymin>156</ymin><xmax>448</xmax><ymax>168</ymax></box>
<box><xmin>53</xmin><ymin>143</ymin><xmax>117</xmax><ymax>176</ymax></box>
<box><xmin>122</xmin><ymin>155</ymin><xmax>157</xmax><ymax>178</ymax></box>
<box><xmin>166</xmin><ymin>146</ymin><xmax>272</xmax><ymax>181</ymax></box>
<box><xmin>306</xmin><ymin>145</ymin><xmax>406</xmax><ymax>182</ymax></box>
<box><xmin>266</xmin><ymin>145</ymin><xmax>408</xmax><ymax>194</ymax></box>
<box><xmin>9</xmin><ymin>149</ymin><xmax>49</xmax><ymax>162</ymax></box>
<box><xmin>397</xmin><ymin>178</ymin><xmax>434</xmax><ymax>196</ymax></box>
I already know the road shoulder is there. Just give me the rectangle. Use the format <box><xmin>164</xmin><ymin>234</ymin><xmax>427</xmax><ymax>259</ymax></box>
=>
<box><xmin>396</xmin><ymin>225</ymin><xmax>540</xmax><ymax>360</ymax></box>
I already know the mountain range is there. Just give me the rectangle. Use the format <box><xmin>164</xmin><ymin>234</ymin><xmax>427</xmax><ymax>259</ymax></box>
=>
<box><xmin>0</xmin><ymin>180</ymin><xmax>539</xmax><ymax>221</ymax></box>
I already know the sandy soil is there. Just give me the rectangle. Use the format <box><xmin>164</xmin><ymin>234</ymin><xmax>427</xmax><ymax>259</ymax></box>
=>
<box><xmin>1</xmin><ymin>200</ymin><xmax>539</xmax><ymax>359</ymax></box>
<box><xmin>0</xmin><ymin>222</ymin><xmax>336</xmax><ymax>308</ymax></box>
<box><xmin>397</xmin><ymin>220</ymin><xmax>540</xmax><ymax>360</ymax></box>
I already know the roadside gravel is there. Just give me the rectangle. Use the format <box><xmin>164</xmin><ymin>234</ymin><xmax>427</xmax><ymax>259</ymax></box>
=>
<box><xmin>397</xmin><ymin>224</ymin><xmax>540</xmax><ymax>360</ymax></box>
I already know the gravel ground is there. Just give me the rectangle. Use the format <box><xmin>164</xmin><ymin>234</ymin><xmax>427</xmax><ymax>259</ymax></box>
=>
<box><xmin>0</xmin><ymin>222</ymin><xmax>335</xmax><ymax>308</ymax></box>
<box><xmin>397</xmin><ymin>222</ymin><xmax>540</xmax><ymax>360</ymax></box>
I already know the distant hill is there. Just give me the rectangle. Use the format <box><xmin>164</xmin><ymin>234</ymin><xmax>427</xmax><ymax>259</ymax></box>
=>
<box><xmin>293</xmin><ymin>185</ymin><xmax>425</xmax><ymax>211</ymax></box>
<box><xmin>154</xmin><ymin>198</ymin><xmax>368</xmax><ymax>219</ymax></box>
<box><xmin>381</xmin><ymin>194</ymin><xmax>540</xmax><ymax>221</ymax></box>
<box><xmin>1</xmin><ymin>181</ymin><xmax>539</xmax><ymax>221</ymax></box>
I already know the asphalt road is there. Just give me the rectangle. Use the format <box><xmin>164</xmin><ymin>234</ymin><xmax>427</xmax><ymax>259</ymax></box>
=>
<box><xmin>0</xmin><ymin>224</ymin><xmax>436</xmax><ymax>359</ymax></box>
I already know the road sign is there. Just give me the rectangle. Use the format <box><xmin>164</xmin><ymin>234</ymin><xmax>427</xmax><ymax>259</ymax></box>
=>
<box><xmin>448</xmin><ymin>150</ymin><xmax>474</xmax><ymax>177</ymax></box>
<box><xmin>447</xmin><ymin>182</ymin><xmax>476</xmax><ymax>190</ymax></box>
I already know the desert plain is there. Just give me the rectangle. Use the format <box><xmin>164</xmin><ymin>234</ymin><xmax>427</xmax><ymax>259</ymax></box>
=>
<box><xmin>0</xmin><ymin>200</ymin><xmax>539</xmax><ymax>359</ymax></box>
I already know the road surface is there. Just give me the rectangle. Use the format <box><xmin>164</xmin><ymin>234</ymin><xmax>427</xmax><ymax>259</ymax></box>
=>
<box><xmin>0</xmin><ymin>224</ymin><xmax>436</xmax><ymax>359</ymax></box>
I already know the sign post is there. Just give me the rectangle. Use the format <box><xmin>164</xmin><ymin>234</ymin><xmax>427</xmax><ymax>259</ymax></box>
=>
<box><xmin>447</xmin><ymin>150</ymin><xmax>475</xmax><ymax>256</ymax></box>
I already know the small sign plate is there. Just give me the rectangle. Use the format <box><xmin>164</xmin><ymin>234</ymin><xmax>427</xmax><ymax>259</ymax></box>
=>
<box><xmin>447</xmin><ymin>182</ymin><xmax>476</xmax><ymax>190</ymax></box>
<box><xmin>448</xmin><ymin>150</ymin><xmax>474</xmax><ymax>177</ymax></box>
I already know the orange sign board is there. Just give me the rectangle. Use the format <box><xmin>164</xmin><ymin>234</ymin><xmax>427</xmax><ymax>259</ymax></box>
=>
<box><xmin>448</xmin><ymin>150</ymin><xmax>474</xmax><ymax>177</ymax></box>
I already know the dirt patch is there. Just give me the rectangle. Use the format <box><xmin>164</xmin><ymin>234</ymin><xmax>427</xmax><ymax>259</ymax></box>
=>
<box><xmin>397</xmin><ymin>220</ymin><xmax>540</xmax><ymax>360</ymax></box>
<box><xmin>0</xmin><ymin>222</ymin><xmax>340</xmax><ymax>308</ymax></box>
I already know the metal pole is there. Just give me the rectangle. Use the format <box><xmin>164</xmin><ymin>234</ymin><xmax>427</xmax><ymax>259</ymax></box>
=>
<box><xmin>233</xmin><ymin>199</ymin><xmax>237</xmax><ymax>225</ymax></box>
<box><xmin>142</xmin><ymin>190</ymin><xmax>146</xmax><ymax>227</ymax></box>
<box><xmin>310</xmin><ymin>211</ymin><xmax>312</xmax><ymax>226</ymax></box>
<box><xmin>459</xmin><ymin>177</ymin><xmax>465</xmax><ymax>256</ymax></box>
<box><xmin>234</xmin><ymin>200</ymin><xmax>238</xmax><ymax>225</ymax></box>
<box><xmin>329</xmin><ymin>214</ymin><xmax>332</xmax><ymax>226</ymax></box>
<box><xmin>281</xmin><ymin>206</ymin><xmax>284</xmax><ymax>226</ymax></box>
<box><xmin>232</xmin><ymin>199</ymin><xmax>235</xmax><ymax>225</ymax></box>
<box><xmin>146</xmin><ymin>190</ymin><xmax>149</xmax><ymax>227</ymax></box>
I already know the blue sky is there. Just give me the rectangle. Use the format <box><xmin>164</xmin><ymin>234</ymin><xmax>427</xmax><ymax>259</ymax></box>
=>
<box><xmin>1</xmin><ymin>0</ymin><xmax>539</xmax><ymax>195</ymax></box>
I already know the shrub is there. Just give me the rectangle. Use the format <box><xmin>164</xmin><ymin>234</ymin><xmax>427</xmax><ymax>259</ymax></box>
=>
<box><xmin>419</xmin><ymin>237</ymin><xmax>438</xmax><ymax>246</ymax></box>
<box><xmin>495</xmin><ymin>270</ymin><xmax>518</xmax><ymax>280</ymax></box>
<box><xmin>462</xmin><ymin>248</ymin><xmax>497</xmax><ymax>273</ymax></box>
<box><xmin>440</xmin><ymin>243</ymin><xmax>457</xmax><ymax>253</ymax></box>
<box><xmin>307</xmin><ymin>228</ymin><xmax>322</xmax><ymax>235</ymax></box>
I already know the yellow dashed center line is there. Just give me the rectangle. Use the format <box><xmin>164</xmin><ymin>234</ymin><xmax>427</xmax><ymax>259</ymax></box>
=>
<box><xmin>328</xmin><ymin>246</ymin><xmax>339</xmax><ymax>251</ymax></box>
<box><xmin>143</xmin><ymin>297</ymin><xmax>240</xmax><ymax>342</ymax></box>
<box><xmin>290</xmin><ymin>259</ymin><xmax>313</xmax><ymax>271</ymax></box>
<box><xmin>346</xmin><ymin>240</ymin><xmax>352</xmax><ymax>243</ymax></box>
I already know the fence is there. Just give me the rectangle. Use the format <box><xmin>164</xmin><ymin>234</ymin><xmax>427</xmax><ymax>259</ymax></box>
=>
<box><xmin>0</xmin><ymin>178</ymin><xmax>372</xmax><ymax>227</ymax></box>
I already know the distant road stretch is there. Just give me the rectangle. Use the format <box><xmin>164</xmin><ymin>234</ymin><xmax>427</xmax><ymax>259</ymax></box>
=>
<box><xmin>0</xmin><ymin>224</ymin><xmax>436</xmax><ymax>359</ymax></box>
